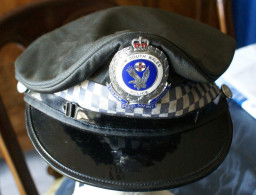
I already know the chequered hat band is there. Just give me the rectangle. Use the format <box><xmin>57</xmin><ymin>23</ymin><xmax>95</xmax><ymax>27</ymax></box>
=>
<box><xmin>31</xmin><ymin>80</ymin><xmax>220</xmax><ymax>118</ymax></box>
<box><xmin>56</xmin><ymin>80</ymin><xmax>221</xmax><ymax>118</ymax></box>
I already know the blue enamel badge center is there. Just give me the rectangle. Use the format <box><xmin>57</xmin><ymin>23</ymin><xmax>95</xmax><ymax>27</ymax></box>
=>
<box><xmin>109</xmin><ymin>36</ymin><xmax>170</xmax><ymax>109</ymax></box>
<box><xmin>122</xmin><ymin>59</ymin><xmax>157</xmax><ymax>91</ymax></box>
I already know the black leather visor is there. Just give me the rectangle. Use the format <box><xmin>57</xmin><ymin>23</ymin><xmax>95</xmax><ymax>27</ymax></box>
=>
<box><xmin>25</xmin><ymin>97</ymin><xmax>232</xmax><ymax>191</ymax></box>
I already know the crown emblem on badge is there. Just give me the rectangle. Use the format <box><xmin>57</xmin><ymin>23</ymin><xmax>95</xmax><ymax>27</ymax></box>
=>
<box><xmin>132</xmin><ymin>36</ymin><xmax>149</xmax><ymax>50</ymax></box>
<box><xmin>108</xmin><ymin>36</ymin><xmax>170</xmax><ymax>109</ymax></box>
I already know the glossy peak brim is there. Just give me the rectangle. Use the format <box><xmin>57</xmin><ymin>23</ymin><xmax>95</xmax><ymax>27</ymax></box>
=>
<box><xmin>25</xmin><ymin>99</ymin><xmax>232</xmax><ymax>191</ymax></box>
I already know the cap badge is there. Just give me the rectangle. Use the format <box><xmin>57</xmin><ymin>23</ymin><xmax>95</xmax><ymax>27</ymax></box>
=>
<box><xmin>108</xmin><ymin>36</ymin><xmax>170</xmax><ymax>109</ymax></box>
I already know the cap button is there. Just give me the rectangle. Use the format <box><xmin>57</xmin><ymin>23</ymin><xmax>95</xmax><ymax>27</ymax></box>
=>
<box><xmin>221</xmin><ymin>84</ymin><xmax>232</xmax><ymax>99</ymax></box>
<box><xmin>17</xmin><ymin>82</ymin><xmax>29</xmax><ymax>93</ymax></box>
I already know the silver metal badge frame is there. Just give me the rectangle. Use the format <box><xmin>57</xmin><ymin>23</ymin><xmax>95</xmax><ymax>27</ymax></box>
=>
<box><xmin>109</xmin><ymin>38</ymin><xmax>169</xmax><ymax>106</ymax></box>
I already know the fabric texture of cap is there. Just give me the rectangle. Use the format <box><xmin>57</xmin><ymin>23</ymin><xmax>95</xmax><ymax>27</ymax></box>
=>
<box><xmin>16</xmin><ymin>6</ymin><xmax>235</xmax><ymax>191</ymax></box>
<box><xmin>15</xmin><ymin>6</ymin><xmax>235</xmax><ymax>93</ymax></box>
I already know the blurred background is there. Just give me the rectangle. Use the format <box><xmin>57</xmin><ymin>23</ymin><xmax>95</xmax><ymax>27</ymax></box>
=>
<box><xmin>0</xmin><ymin>0</ymin><xmax>255</xmax><ymax>194</ymax></box>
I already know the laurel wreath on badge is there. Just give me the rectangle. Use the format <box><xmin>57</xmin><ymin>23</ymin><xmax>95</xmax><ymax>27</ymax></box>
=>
<box><xmin>108</xmin><ymin>36</ymin><xmax>170</xmax><ymax>109</ymax></box>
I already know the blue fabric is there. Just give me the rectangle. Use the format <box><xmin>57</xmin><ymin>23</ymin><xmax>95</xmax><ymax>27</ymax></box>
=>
<box><xmin>172</xmin><ymin>100</ymin><xmax>256</xmax><ymax>195</ymax></box>
<box><xmin>232</xmin><ymin>0</ymin><xmax>256</xmax><ymax>48</ymax></box>
<box><xmin>55</xmin><ymin>178</ymin><xmax>75</xmax><ymax>195</ymax></box>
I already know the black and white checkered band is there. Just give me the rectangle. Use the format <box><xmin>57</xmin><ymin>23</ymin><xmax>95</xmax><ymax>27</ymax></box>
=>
<box><xmin>30</xmin><ymin>80</ymin><xmax>220</xmax><ymax>118</ymax></box>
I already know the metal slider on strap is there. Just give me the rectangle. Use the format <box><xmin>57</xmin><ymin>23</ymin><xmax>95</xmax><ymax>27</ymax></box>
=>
<box><xmin>63</xmin><ymin>102</ymin><xmax>89</xmax><ymax>121</ymax></box>
<box><xmin>63</xmin><ymin>102</ymin><xmax>77</xmax><ymax>118</ymax></box>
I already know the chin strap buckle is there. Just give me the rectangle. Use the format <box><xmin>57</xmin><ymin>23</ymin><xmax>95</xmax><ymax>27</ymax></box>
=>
<box><xmin>63</xmin><ymin>102</ymin><xmax>78</xmax><ymax>118</ymax></box>
<box><xmin>63</xmin><ymin>102</ymin><xmax>89</xmax><ymax>121</ymax></box>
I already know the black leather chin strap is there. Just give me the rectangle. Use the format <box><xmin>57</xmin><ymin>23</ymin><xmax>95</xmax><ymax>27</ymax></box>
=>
<box><xmin>24</xmin><ymin>92</ymin><xmax>227</xmax><ymax>137</ymax></box>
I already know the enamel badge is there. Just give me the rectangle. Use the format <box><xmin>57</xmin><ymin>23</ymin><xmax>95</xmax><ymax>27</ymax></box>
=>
<box><xmin>108</xmin><ymin>36</ymin><xmax>169</xmax><ymax>109</ymax></box>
